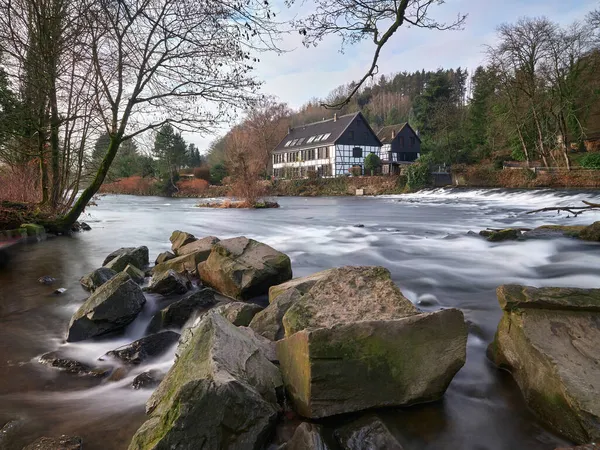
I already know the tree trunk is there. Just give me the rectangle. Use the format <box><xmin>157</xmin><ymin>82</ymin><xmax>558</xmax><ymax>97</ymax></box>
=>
<box><xmin>59</xmin><ymin>135</ymin><xmax>121</xmax><ymax>228</ymax></box>
<box><xmin>49</xmin><ymin>82</ymin><xmax>61</xmax><ymax>209</ymax></box>
<box><xmin>38</xmin><ymin>132</ymin><xmax>49</xmax><ymax>204</ymax></box>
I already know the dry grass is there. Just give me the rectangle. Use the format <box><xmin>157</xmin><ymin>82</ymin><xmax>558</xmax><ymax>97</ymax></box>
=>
<box><xmin>0</xmin><ymin>163</ymin><xmax>42</xmax><ymax>203</ymax></box>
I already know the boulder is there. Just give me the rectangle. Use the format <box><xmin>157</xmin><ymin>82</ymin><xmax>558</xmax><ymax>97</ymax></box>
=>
<box><xmin>155</xmin><ymin>251</ymin><xmax>175</xmax><ymax>265</ymax></box>
<box><xmin>128</xmin><ymin>313</ymin><xmax>282</xmax><ymax>450</ymax></box>
<box><xmin>132</xmin><ymin>370</ymin><xmax>166</xmax><ymax>390</ymax></box>
<box><xmin>488</xmin><ymin>284</ymin><xmax>600</xmax><ymax>444</ymax></box>
<box><xmin>124</xmin><ymin>264</ymin><xmax>145</xmax><ymax>284</ymax></box>
<box><xmin>103</xmin><ymin>331</ymin><xmax>180</xmax><ymax>364</ymax></box>
<box><xmin>215</xmin><ymin>302</ymin><xmax>264</xmax><ymax>327</ymax></box>
<box><xmin>23</xmin><ymin>435</ymin><xmax>82</xmax><ymax>450</ymax></box>
<box><xmin>277</xmin><ymin>309</ymin><xmax>467</xmax><ymax>418</ymax></box>
<box><xmin>80</xmin><ymin>222</ymin><xmax>92</xmax><ymax>231</ymax></box>
<box><xmin>146</xmin><ymin>288</ymin><xmax>219</xmax><ymax>333</ymax></box>
<box><xmin>479</xmin><ymin>228</ymin><xmax>521</xmax><ymax>242</ymax></box>
<box><xmin>524</xmin><ymin>225</ymin><xmax>585</xmax><ymax>240</ymax></box>
<box><xmin>579</xmin><ymin>221</ymin><xmax>600</xmax><ymax>241</ymax></box>
<box><xmin>282</xmin><ymin>266</ymin><xmax>419</xmax><ymax>338</ymax></box>
<box><xmin>170</xmin><ymin>230</ymin><xmax>196</xmax><ymax>253</ymax></box>
<box><xmin>238</xmin><ymin>327</ymin><xmax>278</xmax><ymax>364</ymax></box>
<box><xmin>153</xmin><ymin>252</ymin><xmax>206</xmax><ymax>276</ymax></box>
<box><xmin>249</xmin><ymin>288</ymin><xmax>303</xmax><ymax>341</ymax></box>
<box><xmin>103</xmin><ymin>246</ymin><xmax>149</xmax><ymax>271</ymax></box>
<box><xmin>79</xmin><ymin>267</ymin><xmax>117</xmax><ymax>292</ymax></box>
<box><xmin>335</xmin><ymin>415</ymin><xmax>403</xmax><ymax>450</ymax></box>
<box><xmin>285</xmin><ymin>423</ymin><xmax>331</xmax><ymax>450</ymax></box>
<box><xmin>67</xmin><ymin>272</ymin><xmax>147</xmax><ymax>342</ymax></box>
<box><xmin>177</xmin><ymin>235</ymin><xmax>220</xmax><ymax>258</ymax></box>
<box><xmin>20</xmin><ymin>223</ymin><xmax>45</xmax><ymax>236</ymax></box>
<box><xmin>39</xmin><ymin>352</ymin><xmax>110</xmax><ymax>377</ymax></box>
<box><xmin>148</xmin><ymin>269</ymin><xmax>190</xmax><ymax>296</ymax></box>
<box><xmin>198</xmin><ymin>237</ymin><xmax>292</xmax><ymax>300</ymax></box>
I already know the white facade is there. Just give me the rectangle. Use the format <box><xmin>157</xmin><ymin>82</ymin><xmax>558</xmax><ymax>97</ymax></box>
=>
<box><xmin>272</xmin><ymin>144</ymin><xmax>382</xmax><ymax>178</ymax></box>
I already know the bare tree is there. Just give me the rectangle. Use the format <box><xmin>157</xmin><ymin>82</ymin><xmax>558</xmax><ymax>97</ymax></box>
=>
<box><xmin>59</xmin><ymin>0</ymin><xmax>281</xmax><ymax>227</ymax></box>
<box><xmin>293</xmin><ymin>0</ymin><xmax>466</xmax><ymax>108</ymax></box>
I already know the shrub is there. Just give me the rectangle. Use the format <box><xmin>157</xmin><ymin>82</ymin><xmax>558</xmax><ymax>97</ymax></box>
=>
<box><xmin>348</xmin><ymin>166</ymin><xmax>362</xmax><ymax>177</ymax></box>
<box><xmin>177</xmin><ymin>178</ymin><xmax>209</xmax><ymax>196</ymax></box>
<box><xmin>580</xmin><ymin>153</ymin><xmax>600</xmax><ymax>169</ymax></box>
<box><xmin>193</xmin><ymin>166</ymin><xmax>211</xmax><ymax>181</ymax></box>
<box><xmin>406</xmin><ymin>162</ymin><xmax>431</xmax><ymax>191</ymax></box>
<box><xmin>0</xmin><ymin>163</ymin><xmax>41</xmax><ymax>203</ymax></box>
<box><xmin>210</xmin><ymin>164</ymin><xmax>228</xmax><ymax>185</ymax></box>
<box><xmin>364</xmin><ymin>153</ymin><xmax>381</xmax><ymax>175</ymax></box>
<box><xmin>99</xmin><ymin>176</ymin><xmax>157</xmax><ymax>195</ymax></box>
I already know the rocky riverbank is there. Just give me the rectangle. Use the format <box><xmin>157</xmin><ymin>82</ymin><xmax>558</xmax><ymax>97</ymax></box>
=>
<box><xmin>22</xmin><ymin>228</ymin><xmax>600</xmax><ymax>449</ymax></box>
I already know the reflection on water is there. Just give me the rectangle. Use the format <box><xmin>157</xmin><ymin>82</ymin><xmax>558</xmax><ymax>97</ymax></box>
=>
<box><xmin>1</xmin><ymin>189</ymin><xmax>599</xmax><ymax>449</ymax></box>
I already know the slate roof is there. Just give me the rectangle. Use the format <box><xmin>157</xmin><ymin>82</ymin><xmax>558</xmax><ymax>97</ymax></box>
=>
<box><xmin>377</xmin><ymin>123</ymin><xmax>421</xmax><ymax>145</ymax></box>
<box><xmin>273</xmin><ymin>112</ymin><xmax>362</xmax><ymax>153</ymax></box>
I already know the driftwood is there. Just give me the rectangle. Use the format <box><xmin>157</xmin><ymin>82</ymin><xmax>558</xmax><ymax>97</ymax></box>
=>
<box><xmin>527</xmin><ymin>201</ymin><xmax>600</xmax><ymax>218</ymax></box>
<box><xmin>484</xmin><ymin>227</ymin><xmax>532</xmax><ymax>232</ymax></box>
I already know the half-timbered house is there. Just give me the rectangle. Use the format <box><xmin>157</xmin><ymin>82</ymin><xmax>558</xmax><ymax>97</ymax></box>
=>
<box><xmin>376</xmin><ymin>123</ymin><xmax>421</xmax><ymax>175</ymax></box>
<box><xmin>271</xmin><ymin>112</ymin><xmax>382</xmax><ymax>178</ymax></box>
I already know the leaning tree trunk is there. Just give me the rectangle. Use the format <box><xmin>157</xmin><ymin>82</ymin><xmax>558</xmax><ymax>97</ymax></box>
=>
<box><xmin>49</xmin><ymin>81</ymin><xmax>61</xmax><ymax>209</ymax></box>
<box><xmin>58</xmin><ymin>135</ymin><xmax>121</xmax><ymax>229</ymax></box>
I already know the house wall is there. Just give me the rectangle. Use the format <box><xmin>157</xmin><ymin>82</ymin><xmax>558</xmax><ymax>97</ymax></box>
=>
<box><xmin>336</xmin><ymin>114</ymin><xmax>381</xmax><ymax>147</ymax></box>
<box><xmin>334</xmin><ymin>144</ymin><xmax>381</xmax><ymax>176</ymax></box>
<box><xmin>390</xmin><ymin>126</ymin><xmax>420</xmax><ymax>161</ymax></box>
<box><xmin>273</xmin><ymin>145</ymin><xmax>336</xmax><ymax>178</ymax></box>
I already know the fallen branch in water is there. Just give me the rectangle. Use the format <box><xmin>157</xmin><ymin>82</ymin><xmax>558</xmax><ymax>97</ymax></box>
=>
<box><xmin>526</xmin><ymin>201</ymin><xmax>600</xmax><ymax>218</ymax></box>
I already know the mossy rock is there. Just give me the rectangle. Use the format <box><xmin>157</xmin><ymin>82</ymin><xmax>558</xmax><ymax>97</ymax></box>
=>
<box><xmin>277</xmin><ymin>309</ymin><xmax>467</xmax><ymax>418</ymax></box>
<box><xmin>479</xmin><ymin>228</ymin><xmax>521</xmax><ymax>242</ymax></box>
<box><xmin>19</xmin><ymin>223</ymin><xmax>45</xmax><ymax>236</ymax></box>
<box><xmin>579</xmin><ymin>222</ymin><xmax>600</xmax><ymax>242</ymax></box>
<box><xmin>488</xmin><ymin>284</ymin><xmax>600</xmax><ymax>443</ymax></box>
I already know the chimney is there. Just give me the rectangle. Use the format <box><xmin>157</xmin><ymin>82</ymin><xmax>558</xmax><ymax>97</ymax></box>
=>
<box><xmin>334</xmin><ymin>113</ymin><xmax>337</xmax><ymax>122</ymax></box>
<box><xmin>391</xmin><ymin>129</ymin><xmax>396</xmax><ymax>139</ymax></box>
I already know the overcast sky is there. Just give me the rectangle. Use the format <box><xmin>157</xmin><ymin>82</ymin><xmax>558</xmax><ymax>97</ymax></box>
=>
<box><xmin>187</xmin><ymin>0</ymin><xmax>599</xmax><ymax>152</ymax></box>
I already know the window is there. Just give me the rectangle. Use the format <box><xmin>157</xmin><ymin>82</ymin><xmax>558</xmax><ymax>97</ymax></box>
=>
<box><xmin>349</xmin><ymin>131</ymin><xmax>354</xmax><ymax>140</ymax></box>
<box><xmin>410</xmin><ymin>137</ymin><xmax>416</xmax><ymax>146</ymax></box>
<box><xmin>307</xmin><ymin>136</ymin><xmax>316</xmax><ymax>144</ymax></box>
<box><xmin>314</xmin><ymin>134</ymin><xmax>323</xmax><ymax>141</ymax></box>
<box><xmin>321</xmin><ymin>133</ymin><xmax>331</xmax><ymax>141</ymax></box>
<box><xmin>352</xmin><ymin>147</ymin><xmax>363</xmax><ymax>158</ymax></box>
<box><xmin>284</xmin><ymin>141</ymin><xmax>292</xmax><ymax>147</ymax></box>
<box><xmin>318</xmin><ymin>147</ymin><xmax>327</xmax><ymax>159</ymax></box>
<box><xmin>399</xmin><ymin>136</ymin><xmax>404</xmax><ymax>147</ymax></box>
<box><xmin>297</xmin><ymin>137</ymin><xmax>306</xmax><ymax>145</ymax></box>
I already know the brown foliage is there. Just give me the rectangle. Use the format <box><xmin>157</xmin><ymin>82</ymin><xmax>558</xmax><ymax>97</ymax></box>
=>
<box><xmin>177</xmin><ymin>178</ymin><xmax>209</xmax><ymax>196</ymax></box>
<box><xmin>193</xmin><ymin>166</ymin><xmax>211</xmax><ymax>181</ymax></box>
<box><xmin>100</xmin><ymin>176</ymin><xmax>157</xmax><ymax>195</ymax></box>
<box><xmin>0</xmin><ymin>163</ymin><xmax>42</xmax><ymax>203</ymax></box>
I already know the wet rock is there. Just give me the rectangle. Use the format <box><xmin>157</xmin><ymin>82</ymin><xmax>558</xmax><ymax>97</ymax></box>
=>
<box><xmin>80</xmin><ymin>267</ymin><xmax>117</xmax><ymax>292</ymax></box>
<box><xmin>148</xmin><ymin>269</ymin><xmax>190</xmax><ymax>296</ymax></box>
<box><xmin>238</xmin><ymin>327</ymin><xmax>278</xmax><ymax>363</ymax></box>
<box><xmin>103</xmin><ymin>246</ymin><xmax>149</xmax><ymax>271</ymax></box>
<box><xmin>488</xmin><ymin>284</ymin><xmax>600</xmax><ymax>444</ymax></box>
<box><xmin>53</xmin><ymin>288</ymin><xmax>67</xmax><ymax>295</ymax></box>
<box><xmin>103</xmin><ymin>331</ymin><xmax>180</xmax><ymax>364</ymax></box>
<box><xmin>107</xmin><ymin>366</ymin><xmax>129</xmax><ymax>382</ymax></box>
<box><xmin>285</xmin><ymin>423</ymin><xmax>331</xmax><ymax>450</ymax></box>
<box><xmin>170</xmin><ymin>230</ymin><xmax>196</xmax><ymax>253</ymax></box>
<box><xmin>277</xmin><ymin>309</ymin><xmax>467</xmax><ymax>418</ymax></box>
<box><xmin>417</xmin><ymin>294</ymin><xmax>439</xmax><ymax>307</ymax></box>
<box><xmin>215</xmin><ymin>302</ymin><xmax>264</xmax><ymax>327</ymax></box>
<box><xmin>80</xmin><ymin>222</ymin><xmax>92</xmax><ymax>231</ymax></box>
<box><xmin>128</xmin><ymin>313</ymin><xmax>282</xmax><ymax>450</ymax></box>
<box><xmin>132</xmin><ymin>370</ymin><xmax>166</xmax><ymax>390</ymax></box>
<box><xmin>124</xmin><ymin>263</ymin><xmax>145</xmax><ymax>284</ymax></box>
<box><xmin>155</xmin><ymin>251</ymin><xmax>175</xmax><ymax>265</ymax></box>
<box><xmin>198</xmin><ymin>237</ymin><xmax>293</xmax><ymax>300</ymax></box>
<box><xmin>20</xmin><ymin>223</ymin><xmax>45</xmax><ymax>236</ymax></box>
<box><xmin>23</xmin><ymin>435</ymin><xmax>82</xmax><ymax>450</ymax></box>
<box><xmin>249</xmin><ymin>288</ymin><xmax>303</xmax><ymax>341</ymax></box>
<box><xmin>335</xmin><ymin>415</ymin><xmax>403</xmax><ymax>450</ymax></box>
<box><xmin>153</xmin><ymin>252</ymin><xmax>206</xmax><ymax>277</ymax></box>
<box><xmin>146</xmin><ymin>288</ymin><xmax>219</xmax><ymax>333</ymax></box>
<box><xmin>555</xmin><ymin>445</ymin><xmax>600</xmax><ymax>450</ymax></box>
<box><xmin>67</xmin><ymin>272</ymin><xmax>146</xmax><ymax>342</ymax></box>
<box><xmin>39</xmin><ymin>352</ymin><xmax>110</xmax><ymax>377</ymax></box>
<box><xmin>176</xmin><ymin>235</ymin><xmax>220</xmax><ymax>258</ymax></box>
<box><xmin>282</xmin><ymin>266</ymin><xmax>419</xmax><ymax>338</ymax></box>
<box><xmin>0</xmin><ymin>418</ymin><xmax>25</xmax><ymax>447</ymax></box>
<box><xmin>353</xmin><ymin>224</ymin><xmax>365</xmax><ymax>228</ymax></box>
<box><xmin>70</xmin><ymin>222</ymin><xmax>82</xmax><ymax>232</ymax></box>
<box><xmin>523</xmin><ymin>225</ymin><xmax>583</xmax><ymax>240</ymax></box>
<box><xmin>579</xmin><ymin>221</ymin><xmax>600</xmax><ymax>241</ymax></box>
<box><xmin>38</xmin><ymin>276</ymin><xmax>56</xmax><ymax>285</ymax></box>
<box><xmin>479</xmin><ymin>228</ymin><xmax>521</xmax><ymax>242</ymax></box>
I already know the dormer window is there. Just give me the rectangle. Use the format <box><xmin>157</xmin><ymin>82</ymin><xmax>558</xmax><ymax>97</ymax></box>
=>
<box><xmin>321</xmin><ymin>133</ymin><xmax>331</xmax><ymax>141</ymax></box>
<box><xmin>284</xmin><ymin>141</ymin><xmax>292</xmax><ymax>147</ymax></box>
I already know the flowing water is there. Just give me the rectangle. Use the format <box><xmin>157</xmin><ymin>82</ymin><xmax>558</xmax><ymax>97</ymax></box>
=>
<box><xmin>1</xmin><ymin>189</ymin><xmax>600</xmax><ymax>449</ymax></box>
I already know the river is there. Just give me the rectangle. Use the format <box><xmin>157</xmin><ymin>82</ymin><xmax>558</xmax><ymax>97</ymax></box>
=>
<box><xmin>1</xmin><ymin>189</ymin><xmax>599</xmax><ymax>449</ymax></box>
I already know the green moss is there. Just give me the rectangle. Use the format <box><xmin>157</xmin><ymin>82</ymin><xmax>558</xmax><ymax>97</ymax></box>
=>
<box><xmin>19</xmin><ymin>223</ymin><xmax>45</xmax><ymax>236</ymax></box>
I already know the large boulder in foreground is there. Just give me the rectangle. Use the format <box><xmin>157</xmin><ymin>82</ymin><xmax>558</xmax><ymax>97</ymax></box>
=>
<box><xmin>277</xmin><ymin>309</ymin><xmax>467</xmax><ymax>418</ymax></box>
<box><xmin>104</xmin><ymin>246</ymin><xmax>149</xmax><ymax>272</ymax></box>
<box><xmin>198</xmin><ymin>237</ymin><xmax>292</xmax><ymax>300</ymax></box>
<box><xmin>128</xmin><ymin>313</ymin><xmax>282</xmax><ymax>450</ymax></box>
<box><xmin>249</xmin><ymin>288</ymin><xmax>303</xmax><ymax>341</ymax></box>
<box><xmin>67</xmin><ymin>272</ymin><xmax>146</xmax><ymax>342</ymax></box>
<box><xmin>215</xmin><ymin>302</ymin><xmax>264</xmax><ymax>327</ymax></box>
<box><xmin>146</xmin><ymin>288</ymin><xmax>219</xmax><ymax>333</ymax></box>
<box><xmin>153</xmin><ymin>252</ymin><xmax>206</xmax><ymax>276</ymax></box>
<box><xmin>79</xmin><ymin>267</ymin><xmax>117</xmax><ymax>292</ymax></box>
<box><xmin>177</xmin><ymin>235</ymin><xmax>220</xmax><ymax>257</ymax></box>
<box><xmin>285</xmin><ymin>423</ymin><xmax>331</xmax><ymax>450</ymax></box>
<box><xmin>488</xmin><ymin>284</ymin><xmax>600</xmax><ymax>444</ymax></box>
